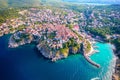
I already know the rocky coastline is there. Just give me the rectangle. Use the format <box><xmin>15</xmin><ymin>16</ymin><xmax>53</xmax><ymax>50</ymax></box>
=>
<box><xmin>112</xmin><ymin>54</ymin><xmax>120</xmax><ymax>80</ymax></box>
<box><xmin>112</xmin><ymin>58</ymin><xmax>120</xmax><ymax>80</ymax></box>
<box><xmin>9</xmin><ymin>34</ymin><xmax>82</xmax><ymax>62</ymax></box>
<box><xmin>8</xmin><ymin>23</ymin><xmax>95</xmax><ymax>62</ymax></box>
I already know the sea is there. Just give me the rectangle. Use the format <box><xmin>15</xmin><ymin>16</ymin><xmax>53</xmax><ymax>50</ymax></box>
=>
<box><xmin>0</xmin><ymin>35</ymin><xmax>116</xmax><ymax>80</ymax></box>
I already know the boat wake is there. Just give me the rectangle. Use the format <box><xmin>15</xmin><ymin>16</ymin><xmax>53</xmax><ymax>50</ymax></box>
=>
<box><xmin>91</xmin><ymin>77</ymin><xmax>100</xmax><ymax>80</ymax></box>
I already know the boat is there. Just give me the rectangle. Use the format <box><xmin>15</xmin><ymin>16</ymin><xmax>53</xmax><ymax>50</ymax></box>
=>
<box><xmin>91</xmin><ymin>77</ymin><xmax>100</xmax><ymax>80</ymax></box>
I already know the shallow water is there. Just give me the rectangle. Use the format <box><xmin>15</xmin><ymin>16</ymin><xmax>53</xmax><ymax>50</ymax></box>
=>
<box><xmin>0</xmin><ymin>35</ymin><xmax>116</xmax><ymax>80</ymax></box>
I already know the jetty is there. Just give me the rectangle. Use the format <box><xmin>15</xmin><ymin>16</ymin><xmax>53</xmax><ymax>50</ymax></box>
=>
<box><xmin>93</xmin><ymin>46</ymin><xmax>99</xmax><ymax>49</ymax></box>
<box><xmin>81</xmin><ymin>43</ymin><xmax>100</xmax><ymax>68</ymax></box>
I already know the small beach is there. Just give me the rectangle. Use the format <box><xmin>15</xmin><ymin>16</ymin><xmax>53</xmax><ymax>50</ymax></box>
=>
<box><xmin>86</xmin><ymin>40</ymin><xmax>99</xmax><ymax>56</ymax></box>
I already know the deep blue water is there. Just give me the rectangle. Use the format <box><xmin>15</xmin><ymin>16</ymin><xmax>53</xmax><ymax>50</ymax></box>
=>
<box><xmin>0</xmin><ymin>35</ymin><xmax>116</xmax><ymax>80</ymax></box>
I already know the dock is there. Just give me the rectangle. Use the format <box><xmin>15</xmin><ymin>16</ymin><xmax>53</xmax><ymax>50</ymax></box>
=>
<box><xmin>83</xmin><ymin>51</ymin><xmax>100</xmax><ymax>68</ymax></box>
<box><xmin>81</xmin><ymin>43</ymin><xmax>100</xmax><ymax>68</ymax></box>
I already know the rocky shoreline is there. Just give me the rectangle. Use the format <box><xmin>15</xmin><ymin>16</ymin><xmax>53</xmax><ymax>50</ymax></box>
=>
<box><xmin>9</xmin><ymin>36</ymin><xmax>95</xmax><ymax>62</ymax></box>
<box><xmin>9</xmin><ymin>35</ymin><xmax>82</xmax><ymax>62</ymax></box>
<box><xmin>8</xmin><ymin>24</ymin><xmax>87</xmax><ymax>61</ymax></box>
<box><xmin>112</xmin><ymin>58</ymin><xmax>120</xmax><ymax>80</ymax></box>
<box><xmin>111</xmin><ymin>44</ymin><xmax>120</xmax><ymax>80</ymax></box>
<box><xmin>37</xmin><ymin>44</ymin><xmax>71</xmax><ymax>61</ymax></box>
<box><xmin>109</xmin><ymin>43</ymin><xmax>119</xmax><ymax>79</ymax></box>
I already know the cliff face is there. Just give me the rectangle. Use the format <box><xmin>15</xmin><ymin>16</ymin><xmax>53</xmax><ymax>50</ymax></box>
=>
<box><xmin>9</xmin><ymin>31</ymin><xmax>33</xmax><ymax>48</ymax></box>
<box><xmin>37</xmin><ymin>43</ymin><xmax>81</xmax><ymax>61</ymax></box>
<box><xmin>37</xmin><ymin>43</ymin><xmax>56</xmax><ymax>59</ymax></box>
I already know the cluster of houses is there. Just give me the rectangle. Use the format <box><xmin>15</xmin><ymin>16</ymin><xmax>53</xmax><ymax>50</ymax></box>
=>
<box><xmin>0</xmin><ymin>7</ymin><xmax>83</xmax><ymax>52</ymax></box>
<box><xmin>0</xmin><ymin>7</ymin><xmax>120</xmax><ymax>37</ymax></box>
<box><xmin>26</xmin><ymin>8</ymin><xmax>79</xmax><ymax>25</ymax></box>
<box><xmin>106</xmin><ymin>34</ymin><xmax>120</xmax><ymax>40</ymax></box>
<box><xmin>0</xmin><ymin>8</ymin><xmax>80</xmax><ymax>37</ymax></box>
<box><xmin>0</xmin><ymin>23</ymin><xmax>9</xmax><ymax>36</ymax></box>
<box><xmin>0</xmin><ymin>18</ymin><xmax>25</xmax><ymax>36</ymax></box>
<box><xmin>12</xmin><ymin>23</ymin><xmax>81</xmax><ymax>50</ymax></box>
<box><xmin>4</xmin><ymin>7</ymin><xmax>119</xmax><ymax>50</ymax></box>
<box><xmin>78</xmin><ymin>9</ymin><xmax>120</xmax><ymax>28</ymax></box>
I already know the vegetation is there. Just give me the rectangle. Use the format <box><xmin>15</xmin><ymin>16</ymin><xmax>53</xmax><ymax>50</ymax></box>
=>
<box><xmin>112</xmin><ymin>38</ymin><xmax>120</xmax><ymax>58</ymax></box>
<box><xmin>0</xmin><ymin>8</ymin><xmax>19</xmax><ymax>25</ymax></box>
<box><xmin>63</xmin><ymin>38</ymin><xmax>80</xmax><ymax>48</ymax></box>
<box><xmin>13</xmin><ymin>32</ymin><xmax>31</xmax><ymax>43</ymax></box>
<box><xmin>20</xmin><ymin>33</ymin><xmax>30</xmax><ymax>39</ymax></box>
<box><xmin>17</xmin><ymin>25</ymin><xmax>26</xmax><ymax>31</ymax></box>
<box><xmin>48</xmin><ymin>31</ymin><xmax>56</xmax><ymax>39</ymax></box>
<box><xmin>66</xmin><ymin>24</ymin><xmax>73</xmax><ymax>29</ymax></box>
<box><xmin>13</xmin><ymin>35</ymin><xmax>22</xmax><ymax>43</ymax></box>
<box><xmin>61</xmin><ymin>38</ymin><xmax>80</xmax><ymax>54</ymax></box>
<box><xmin>84</xmin><ymin>26</ymin><xmax>120</xmax><ymax>38</ymax></box>
<box><xmin>66</xmin><ymin>24</ymin><xmax>83</xmax><ymax>40</ymax></box>
<box><xmin>60</xmin><ymin>48</ymin><xmax>69</xmax><ymax>57</ymax></box>
<box><xmin>72</xmin><ymin>30</ymin><xmax>83</xmax><ymax>40</ymax></box>
<box><xmin>0</xmin><ymin>0</ymin><xmax>41</xmax><ymax>8</ymax></box>
<box><xmin>85</xmin><ymin>40</ymin><xmax>91</xmax><ymax>53</ymax></box>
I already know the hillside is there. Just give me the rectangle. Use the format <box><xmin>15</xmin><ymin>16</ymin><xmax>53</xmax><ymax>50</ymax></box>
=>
<box><xmin>0</xmin><ymin>0</ymin><xmax>41</xmax><ymax>8</ymax></box>
<box><xmin>62</xmin><ymin>0</ymin><xmax>120</xmax><ymax>4</ymax></box>
<box><xmin>0</xmin><ymin>0</ymin><xmax>68</xmax><ymax>8</ymax></box>
<box><xmin>0</xmin><ymin>0</ymin><xmax>120</xmax><ymax>8</ymax></box>
<box><xmin>0</xmin><ymin>0</ymin><xmax>8</xmax><ymax>8</ymax></box>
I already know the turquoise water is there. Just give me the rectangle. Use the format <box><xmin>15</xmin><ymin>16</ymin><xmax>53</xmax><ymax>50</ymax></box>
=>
<box><xmin>0</xmin><ymin>35</ymin><xmax>116</xmax><ymax>80</ymax></box>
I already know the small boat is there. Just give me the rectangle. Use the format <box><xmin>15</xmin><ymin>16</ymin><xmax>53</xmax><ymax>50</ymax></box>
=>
<box><xmin>93</xmin><ymin>50</ymin><xmax>100</xmax><ymax>53</ymax></box>
<box><xmin>93</xmin><ymin>46</ymin><xmax>99</xmax><ymax>49</ymax></box>
<box><xmin>91</xmin><ymin>77</ymin><xmax>100</xmax><ymax>80</ymax></box>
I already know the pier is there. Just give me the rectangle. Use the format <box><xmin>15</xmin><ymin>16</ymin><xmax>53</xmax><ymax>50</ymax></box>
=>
<box><xmin>81</xmin><ymin>43</ymin><xmax>100</xmax><ymax>68</ymax></box>
<box><xmin>83</xmin><ymin>51</ymin><xmax>100</xmax><ymax>68</ymax></box>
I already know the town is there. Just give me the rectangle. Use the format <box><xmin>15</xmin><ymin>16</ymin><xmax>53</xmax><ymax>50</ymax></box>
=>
<box><xmin>0</xmin><ymin>1</ymin><xmax>120</xmax><ymax>80</ymax></box>
<box><xmin>0</xmin><ymin>6</ymin><xmax>120</xmax><ymax>39</ymax></box>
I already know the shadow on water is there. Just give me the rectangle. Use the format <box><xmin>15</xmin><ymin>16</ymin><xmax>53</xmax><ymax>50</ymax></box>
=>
<box><xmin>33</xmin><ymin>46</ymin><xmax>42</xmax><ymax>58</ymax></box>
<box><xmin>33</xmin><ymin>45</ymin><xmax>52</xmax><ymax>63</ymax></box>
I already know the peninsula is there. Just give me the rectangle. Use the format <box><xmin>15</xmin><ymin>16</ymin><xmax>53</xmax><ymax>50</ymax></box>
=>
<box><xmin>1</xmin><ymin>1</ymin><xmax>119</xmax><ymax>80</ymax></box>
<box><xmin>6</xmin><ymin>8</ymin><xmax>95</xmax><ymax>63</ymax></box>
